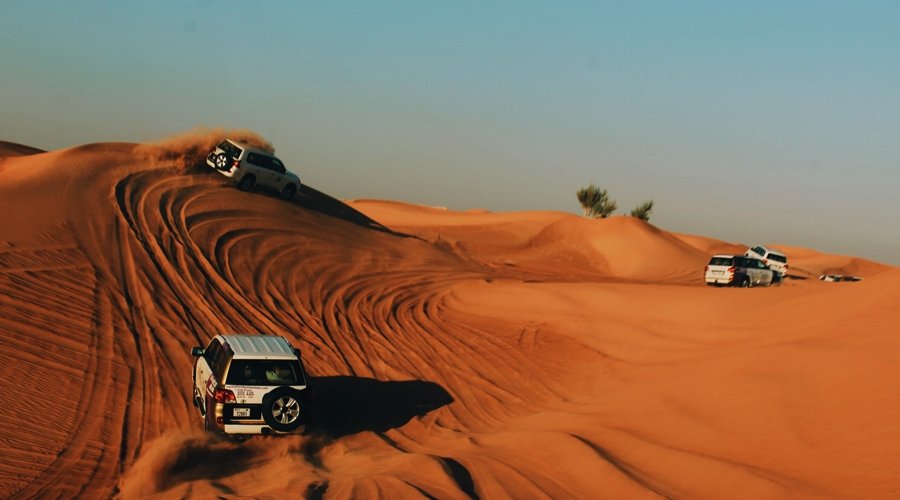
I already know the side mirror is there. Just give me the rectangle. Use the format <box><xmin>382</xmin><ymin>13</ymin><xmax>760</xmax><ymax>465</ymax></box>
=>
<box><xmin>191</xmin><ymin>346</ymin><xmax>204</xmax><ymax>357</ymax></box>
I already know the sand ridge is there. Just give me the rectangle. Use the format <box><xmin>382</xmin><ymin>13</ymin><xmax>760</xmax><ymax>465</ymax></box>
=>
<box><xmin>0</xmin><ymin>132</ymin><xmax>898</xmax><ymax>498</ymax></box>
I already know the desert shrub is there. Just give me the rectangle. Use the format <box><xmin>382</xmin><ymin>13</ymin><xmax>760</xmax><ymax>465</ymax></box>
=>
<box><xmin>577</xmin><ymin>184</ymin><xmax>617</xmax><ymax>218</ymax></box>
<box><xmin>630</xmin><ymin>200</ymin><xmax>654</xmax><ymax>221</ymax></box>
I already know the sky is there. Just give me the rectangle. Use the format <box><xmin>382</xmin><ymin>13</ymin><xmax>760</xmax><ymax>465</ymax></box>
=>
<box><xmin>2</xmin><ymin>1</ymin><xmax>898</xmax><ymax>265</ymax></box>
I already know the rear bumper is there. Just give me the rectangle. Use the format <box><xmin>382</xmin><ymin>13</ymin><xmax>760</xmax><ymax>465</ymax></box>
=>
<box><xmin>223</xmin><ymin>423</ymin><xmax>306</xmax><ymax>435</ymax></box>
<box><xmin>208</xmin><ymin>402</ymin><xmax>306</xmax><ymax>435</ymax></box>
<box><xmin>705</xmin><ymin>274</ymin><xmax>734</xmax><ymax>285</ymax></box>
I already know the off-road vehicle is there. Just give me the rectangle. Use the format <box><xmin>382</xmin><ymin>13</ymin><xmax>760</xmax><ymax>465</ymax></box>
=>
<box><xmin>705</xmin><ymin>255</ymin><xmax>777</xmax><ymax>287</ymax></box>
<box><xmin>745</xmin><ymin>245</ymin><xmax>789</xmax><ymax>276</ymax></box>
<box><xmin>191</xmin><ymin>334</ymin><xmax>309</xmax><ymax>435</ymax></box>
<box><xmin>206</xmin><ymin>139</ymin><xmax>301</xmax><ymax>200</ymax></box>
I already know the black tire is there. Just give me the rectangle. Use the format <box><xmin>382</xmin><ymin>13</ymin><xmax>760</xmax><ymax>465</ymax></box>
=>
<box><xmin>262</xmin><ymin>387</ymin><xmax>304</xmax><ymax>432</ymax></box>
<box><xmin>214</xmin><ymin>153</ymin><xmax>230</xmax><ymax>171</ymax></box>
<box><xmin>740</xmin><ymin>276</ymin><xmax>751</xmax><ymax>288</ymax></box>
<box><xmin>280</xmin><ymin>183</ymin><xmax>297</xmax><ymax>201</ymax></box>
<box><xmin>237</xmin><ymin>174</ymin><xmax>256</xmax><ymax>191</ymax></box>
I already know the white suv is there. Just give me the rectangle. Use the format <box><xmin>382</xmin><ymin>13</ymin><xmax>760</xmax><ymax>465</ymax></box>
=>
<box><xmin>191</xmin><ymin>335</ymin><xmax>309</xmax><ymax>435</ymax></box>
<box><xmin>206</xmin><ymin>139</ymin><xmax>301</xmax><ymax>200</ymax></box>
<box><xmin>744</xmin><ymin>246</ymin><xmax>788</xmax><ymax>276</ymax></box>
<box><xmin>705</xmin><ymin>255</ymin><xmax>777</xmax><ymax>287</ymax></box>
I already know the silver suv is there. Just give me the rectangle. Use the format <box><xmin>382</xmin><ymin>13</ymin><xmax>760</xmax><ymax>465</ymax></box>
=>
<box><xmin>206</xmin><ymin>139</ymin><xmax>301</xmax><ymax>200</ymax></box>
<box><xmin>191</xmin><ymin>335</ymin><xmax>309</xmax><ymax>435</ymax></box>
<box><xmin>744</xmin><ymin>246</ymin><xmax>788</xmax><ymax>276</ymax></box>
<box><xmin>705</xmin><ymin>255</ymin><xmax>777</xmax><ymax>287</ymax></box>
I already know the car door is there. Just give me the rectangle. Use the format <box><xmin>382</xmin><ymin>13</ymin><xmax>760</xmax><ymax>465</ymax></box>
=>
<box><xmin>195</xmin><ymin>339</ymin><xmax>221</xmax><ymax>413</ymax></box>
<box><xmin>751</xmin><ymin>259</ymin><xmax>769</xmax><ymax>285</ymax></box>
<box><xmin>271</xmin><ymin>158</ymin><xmax>289</xmax><ymax>189</ymax></box>
<box><xmin>262</xmin><ymin>155</ymin><xmax>282</xmax><ymax>188</ymax></box>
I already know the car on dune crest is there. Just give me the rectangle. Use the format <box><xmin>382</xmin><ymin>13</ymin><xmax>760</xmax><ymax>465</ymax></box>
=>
<box><xmin>704</xmin><ymin>254</ymin><xmax>778</xmax><ymax>287</ymax></box>
<box><xmin>206</xmin><ymin>139</ymin><xmax>301</xmax><ymax>200</ymax></box>
<box><xmin>744</xmin><ymin>245</ymin><xmax>789</xmax><ymax>277</ymax></box>
<box><xmin>191</xmin><ymin>334</ymin><xmax>310</xmax><ymax>435</ymax></box>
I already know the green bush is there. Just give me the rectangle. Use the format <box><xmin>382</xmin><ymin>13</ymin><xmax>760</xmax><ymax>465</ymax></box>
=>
<box><xmin>630</xmin><ymin>200</ymin><xmax>654</xmax><ymax>221</ymax></box>
<box><xmin>577</xmin><ymin>184</ymin><xmax>617</xmax><ymax>218</ymax></box>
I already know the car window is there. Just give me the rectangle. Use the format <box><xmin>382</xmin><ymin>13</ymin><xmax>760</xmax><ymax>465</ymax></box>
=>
<box><xmin>709</xmin><ymin>257</ymin><xmax>733</xmax><ymax>266</ymax></box>
<box><xmin>247</xmin><ymin>152</ymin><xmax>265</xmax><ymax>167</ymax></box>
<box><xmin>225</xmin><ymin>360</ymin><xmax>306</xmax><ymax>386</ymax></box>
<box><xmin>218</xmin><ymin>141</ymin><xmax>243</xmax><ymax>159</ymax></box>
<box><xmin>752</xmin><ymin>246</ymin><xmax>765</xmax><ymax>255</ymax></box>
<box><xmin>768</xmin><ymin>254</ymin><xmax>787</xmax><ymax>263</ymax></box>
<box><xmin>204</xmin><ymin>339</ymin><xmax>221</xmax><ymax>366</ymax></box>
<box><xmin>272</xmin><ymin>158</ymin><xmax>286</xmax><ymax>174</ymax></box>
<box><xmin>211</xmin><ymin>344</ymin><xmax>231</xmax><ymax>379</ymax></box>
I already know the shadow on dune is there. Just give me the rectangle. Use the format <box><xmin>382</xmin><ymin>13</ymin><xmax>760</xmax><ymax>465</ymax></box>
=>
<box><xmin>294</xmin><ymin>184</ymin><xmax>412</xmax><ymax>237</ymax></box>
<box><xmin>306</xmin><ymin>376</ymin><xmax>453</xmax><ymax>438</ymax></box>
<box><xmin>0</xmin><ymin>140</ymin><xmax>45</xmax><ymax>158</ymax></box>
<box><xmin>186</xmin><ymin>161</ymin><xmax>411</xmax><ymax>238</ymax></box>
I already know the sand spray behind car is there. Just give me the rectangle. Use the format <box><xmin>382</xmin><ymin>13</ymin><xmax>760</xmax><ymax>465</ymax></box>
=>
<box><xmin>134</xmin><ymin>127</ymin><xmax>274</xmax><ymax>172</ymax></box>
<box><xmin>116</xmin><ymin>428</ymin><xmax>329</xmax><ymax>496</ymax></box>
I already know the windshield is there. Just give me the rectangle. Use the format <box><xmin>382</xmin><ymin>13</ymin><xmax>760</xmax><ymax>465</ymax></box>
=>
<box><xmin>218</xmin><ymin>140</ymin><xmax>243</xmax><ymax>159</ymax></box>
<box><xmin>226</xmin><ymin>359</ymin><xmax>306</xmax><ymax>386</ymax></box>
<box><xmin>709</xmin><ymin>257</ymin><xmax>733</xmax><ymax>266</ymax></box>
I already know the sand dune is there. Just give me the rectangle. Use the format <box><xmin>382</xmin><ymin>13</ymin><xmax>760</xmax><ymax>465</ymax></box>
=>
<box><xmin>0</xmin><ymin>132</ymin><xmax>898</xmax><ymax>498</ymax></box>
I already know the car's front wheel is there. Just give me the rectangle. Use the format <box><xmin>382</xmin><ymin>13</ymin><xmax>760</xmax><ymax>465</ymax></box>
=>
<box><xmin>740</xmin><ymin>276</ymin><xmax>751</xmax><ymax>288</ymax></box>
<box><xmin>262</xmin><ymin>387</ymin><xmax>304</xmax><ymax>432</ymax></box>
<box><xmin>280</xmin><ymin>183</ymin><xmax>297</xmax><ymax>201</ymax></box>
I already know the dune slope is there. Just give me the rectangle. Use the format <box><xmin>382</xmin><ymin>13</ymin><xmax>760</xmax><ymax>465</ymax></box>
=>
<box><xmin>0</xmin><ymin>134</ymin><xmax>898</xmax><ymax>498</ymax></box>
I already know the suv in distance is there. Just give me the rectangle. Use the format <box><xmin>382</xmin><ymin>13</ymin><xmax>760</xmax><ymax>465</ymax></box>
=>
<box><xmin>191</xmin><ymin>334</ymin><xmax>309</xmax><ymax>435</ymax></box>
<box><xmin>745</xmin><ymin>245</ymin><xmax>788</xmax><ymax>276</ymax></box>
<box><xmin>705</xmin><ymin>255</ymin><xmax>777</xmax><ymax>287</ymax></box>
<box><xmin>206</xmin><ymin>139</ymin><xmax>301</xmax><ymax>201</ymax></box>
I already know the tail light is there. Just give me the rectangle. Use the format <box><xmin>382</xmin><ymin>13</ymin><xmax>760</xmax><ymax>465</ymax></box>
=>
<box><xmin>704</xmin><ymin>265</ymin><xmax>709</xmax><ymax>272</ymax></box>
<box><xmin>727</xmin><ymin>266</ymin><xmax>735</xmax><ymax>274</ymax></box>
<box><xmin>214</xmin><ymin>388</ymin><xmax>236</xmax><ymax>403</ymax></box>
<box><xmin>232</xmin><ymin>159</ymin><xmax>241</xmax><ymax>169</ymax></box>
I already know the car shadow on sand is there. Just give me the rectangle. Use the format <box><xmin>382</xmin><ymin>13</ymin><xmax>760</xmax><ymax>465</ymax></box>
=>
<box><xmin>304</xmin><ymin>376</ymin><xmax>453</xmax><ymax>438</ymax></box>
<box><xmin>292</xmin><ymin>184</ymin><xmax>411</xmax><ymax>237</ymax></box>
<box><xmin>189</xmin><ymin>162</ymin><xmax>411</xmax><ymax>238</ymax></box>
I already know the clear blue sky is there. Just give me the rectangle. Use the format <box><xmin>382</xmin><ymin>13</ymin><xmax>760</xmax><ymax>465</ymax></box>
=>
<box><xmin>3</xmin><ymin>1</ymin><xmax>898</xmax><ymax>264</ymax></box>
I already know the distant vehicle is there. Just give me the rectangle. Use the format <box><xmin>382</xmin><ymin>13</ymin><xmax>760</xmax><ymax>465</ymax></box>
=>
<box><xmin>819</xmin><ymin>274</ymin><xmax>863</xmax><ymax>282</ymax></box>
<box><xmin>206</xmin><ymin>139</ymin><xmax>301</xmax><ymax>201</ymax></box>
<box><xmin>191</xmin><ymin>334</ymin><xmax>310</xmax><ymax>435</ymax></box>
<box><xmin>744</xmin><ymin>245</ymin><xmax>788</xmax><ymax>276</ymax></box>
<box><xmin>705</xmin><ymin>255</ymin><xmax>777</xmax><ymax>287</ymax></box>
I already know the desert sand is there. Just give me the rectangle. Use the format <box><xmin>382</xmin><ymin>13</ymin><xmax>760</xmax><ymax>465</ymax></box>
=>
<box><xmin>0</xmin><ymin>131</ymin><xmax>897</xmax><ymax>498</ymax></box>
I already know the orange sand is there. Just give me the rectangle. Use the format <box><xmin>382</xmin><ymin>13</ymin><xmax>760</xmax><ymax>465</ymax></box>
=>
<box><xmin>0</xmin><ymin>132</ymin><xmax>897</xmax><ymax>498</ymax></box>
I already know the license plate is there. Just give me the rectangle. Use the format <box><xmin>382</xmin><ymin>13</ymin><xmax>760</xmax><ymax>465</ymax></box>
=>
<box><xmin>233</xmin><ymin>408</ymin><xmax>250</xmax><ymax>418</ymax></box>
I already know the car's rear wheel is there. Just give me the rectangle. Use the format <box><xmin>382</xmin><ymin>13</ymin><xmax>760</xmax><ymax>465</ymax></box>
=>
<box><xmin>280</xmin><ymin>183</ymin><xmax>297</xmax><ymax>200</ymax></box>
<box><xmin>237</xmin><ymin>174</ymin><xmax>256</xmax><ymax>191</ymax></box>
<box><xmin>262</xmin><ymin>387</ymin><xmax>304</xmax><ymax>432</ymax></box>
<box><xmin>214</xmin><ymin>153</ymin><xmax>230</xmax><ymax>171</ymax></box>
